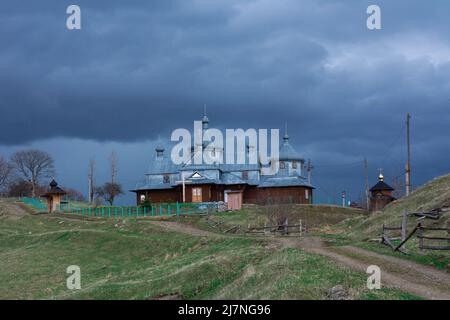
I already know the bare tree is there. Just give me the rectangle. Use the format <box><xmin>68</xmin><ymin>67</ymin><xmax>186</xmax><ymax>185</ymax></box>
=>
<box><xmin>96</xmin><ymin>182</ymin><xmax>123</xmax><ymax>206</ymax></box>
<box><xmin>10</xmin><ymin>149</ymin><xmax>55</xmax><ymax>198</ymax></box>
<box><xmin>109</xmin><ymin>151</ymin><xmax>117</xmax><ymax>184</ymax></box>
<box><xmin>7</xmin><ymin>179</ymin><xmax>33</xmax><ymax>197</ymax></box>
<box><xmin>0</xmin><ymin>155</ymin><xmax>12</xmax><ymax>190</ymax></box>
<box><xmin>64</xmin><ymin>187</ymin><xmax>85</xmax><ymax>202</ymax></box>
<box><xmin>88</xmin><ymin>158</ymin><xmax>95</xmax><ymax>204</ymax></box>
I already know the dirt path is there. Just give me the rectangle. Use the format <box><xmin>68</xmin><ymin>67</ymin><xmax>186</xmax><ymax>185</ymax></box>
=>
<box><xmin>145</xmin><ymin>220</ymin><xmax>450</xmax><ymax>299</ymax></box>
<box><xmin>279</xmin><ymin>236</ymin><xmax>450</xmax><ymax>300</ymax></box>
<box><xmin>0</xmin><ymin>199</ymin><xmax>28</xmax><ymax>219</ymax></box>
<box><xmin>146</xmin><ymin>220</ymin><xmax>221</xmax><ymax>237</ymax></box>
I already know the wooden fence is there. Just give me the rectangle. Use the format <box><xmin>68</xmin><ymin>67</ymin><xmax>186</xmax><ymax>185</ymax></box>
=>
<box><xmin>380</xmin><ymin>210</ymin><xmax>450</xmax><ymax>252</ymax></box>
<box><xmin>246</xmin><ymin>218</ymin><xmax>306</xmax><ymax>236</ymax></box>
<box><xmin>418</xmin><ymin>226</ymin><xmax>450</xmax><ymax>251</ymax></box>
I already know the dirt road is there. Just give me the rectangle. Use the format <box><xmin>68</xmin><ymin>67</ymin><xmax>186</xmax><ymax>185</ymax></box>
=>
<box><xmin>148</xmin><ymin>220</ymin><xmax>450</xmax><ymax>300</ymax></box>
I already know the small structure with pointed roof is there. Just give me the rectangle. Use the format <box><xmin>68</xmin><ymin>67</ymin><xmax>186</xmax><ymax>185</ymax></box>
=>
<box><xmin>369</xmin><ymin>173</ymin><xmax>395</xmax><ymax>212</ymax></box>
<box><xmin>41</xmin><ymin>179</ymin><xmax>66</xmax><ymax>213</ymax></box>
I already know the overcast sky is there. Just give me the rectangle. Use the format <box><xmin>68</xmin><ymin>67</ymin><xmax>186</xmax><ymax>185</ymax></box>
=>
<box><xmin>1</xmin><ymin>0</ymin><xmax>449</xmax><ymax>204</ymax></box>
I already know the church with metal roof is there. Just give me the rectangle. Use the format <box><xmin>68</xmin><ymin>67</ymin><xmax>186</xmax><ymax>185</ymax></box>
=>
<box><xmin>131</xmin><ymin>113</ymin><xmax>314</xmax><ymax>208</ymax></box>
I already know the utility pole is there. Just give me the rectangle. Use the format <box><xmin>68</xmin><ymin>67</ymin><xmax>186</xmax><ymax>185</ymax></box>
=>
<box><xmin>405</xmin><ymin>113</ymin><xmax>411</xmax><ymax>196</ymax></box>
<box><xmin>307</xmin><ymin>159</ymin><xmax>314</xmax><ymax>184</ymax></box>
<box><xmin>364</xmin><ymin>158</ymin><xmax>369</xmax><ymax>210</ymax></box>
<box><xmin>110</xmin><ymin>151</ymin><xmax>118</xmax><ymax>184</ymax></box>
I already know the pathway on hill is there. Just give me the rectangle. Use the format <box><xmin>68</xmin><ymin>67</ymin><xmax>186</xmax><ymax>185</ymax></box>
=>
<box><xmin>146</xmin><ymin>220</ymin><xmax>222</xmax><ymax>237</ymax></box>
<box><xmin>0</xmin><ymin>199</ymin><xmax>28</xmax><ymax>219</ymax></box>
<box><xmin>147</xmin><ymin>220</ymin><xmax>450</xmax><ymax>300</ymax></box>
<box><xmin>280</xmin><ymin>236</ymin><xmax>450</xmax><ymax>300</ymax></box>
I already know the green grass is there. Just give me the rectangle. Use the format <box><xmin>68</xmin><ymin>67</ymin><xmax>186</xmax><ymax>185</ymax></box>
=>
<box><xmin>174</xmin><ymin>204</ymin><xmax>365</xmax><ymax>235</ymax></box>
<box><xmin>346</xmin><ymin>173</ymin><xmax>450</xmax><ymax>240</ymax></box>
<box><xmin>0</xmin><ymin>212</ymin><xmax>417</xmax><ymax>300</ymax></box>
<box><xmin>328</xmin><ymin>173</ymin><xmax>450</xmax><ymax>272</ymax></box>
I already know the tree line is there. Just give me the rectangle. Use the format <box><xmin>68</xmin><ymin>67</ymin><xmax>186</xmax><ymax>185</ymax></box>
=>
<box><xmin>0</xmin><ymin>149</ymin><xmax>123</xmax><ymax>205</ymax></box>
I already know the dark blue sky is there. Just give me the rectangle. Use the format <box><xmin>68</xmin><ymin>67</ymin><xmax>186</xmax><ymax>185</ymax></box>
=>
<box><xmin>1</xmin><ymin>0</ymin><xmax>449</xmax><ymax>204</ymax></box>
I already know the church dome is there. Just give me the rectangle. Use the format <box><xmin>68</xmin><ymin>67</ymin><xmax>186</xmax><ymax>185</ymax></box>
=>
<box><xmin>155</xmin><ymin>142</ymin><xmax>165</xmax><ymax>154</ymax></box>
<box><xmin>279</xmin><ymin>130</ymin><xmax>303</xmax><ymax>161</ymax></box>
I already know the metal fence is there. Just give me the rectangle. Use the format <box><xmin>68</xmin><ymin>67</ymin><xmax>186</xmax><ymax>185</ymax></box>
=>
<box><xmin>21</xmin><ymin>197</ymin><xmax>48</xmax><ymax>211</ymax></box>
<box><xmin>20</xmin><ymin>197</ymin><xmax>219</xmax><ymax>218</ymax></box>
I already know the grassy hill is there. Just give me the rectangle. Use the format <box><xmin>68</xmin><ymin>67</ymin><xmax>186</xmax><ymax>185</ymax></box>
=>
<box><xmin>338</xmin><ymin>174</ymin><xmax>450</xmax><ymax>271</ymax></box>
<box><xmin>182</xmin><ymin>203</ymin><xmax>366</xmax><ymax>235</ymax></box>
<box><xmin>346</xmin><ymin>173</ymin><xmax>450</xmax><ymax>238</ymax></box>
<box><xmin>0</xmin><ymin>200</ymin><xmax>414</xmax><ymax>300</ymax></box>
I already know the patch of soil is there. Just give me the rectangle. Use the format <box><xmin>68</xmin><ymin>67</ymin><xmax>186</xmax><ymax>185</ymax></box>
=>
<box><xmin>149</xmin><ymin>293</ymin><xmax>182</xmax><ymax>300</ymax></box>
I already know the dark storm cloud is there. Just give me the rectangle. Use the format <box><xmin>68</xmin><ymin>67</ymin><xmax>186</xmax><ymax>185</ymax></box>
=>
<box><xmin>1</xmin><ymin>0</ymin><xmax>447</xmax><ymax>144</ymax></box>
<box><xmin>1</xmin><ymin>0</ymin><xmax>450</xmax><ymax>203</ymax></box>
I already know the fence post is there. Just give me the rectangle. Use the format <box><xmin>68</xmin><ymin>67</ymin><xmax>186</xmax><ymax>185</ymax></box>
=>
<box><xmin>168</xmin><ymin>204</ymin><xmax>171</xmax><ymax>216</ymax></box>
<box><xmin>176</xmin><ymin>202</ymin><xmax>180</xmax><ymax>216</ymax></box>
<box><xmin>447</xmin><ymin>229</ymin><xmax>450</xmax><ymax>248</ymax></box>
<box><xmin>159</xmin><ymin>205</ymin><xmax>162</xmax><ymax>216</ymax></box>
<box><xmin>418</xmin><ymin>223</ymin><xmax>424</xmax><ymax>250</ymax></box>
<box><xmin>401</xmin><ymin>210</ymin><xmax>408</xmax><ymax>250</ymax></box>
<box><xmin>299</xmin><ymin>219</ymin><xmax>302</xmax><ymax>237</ymax></box>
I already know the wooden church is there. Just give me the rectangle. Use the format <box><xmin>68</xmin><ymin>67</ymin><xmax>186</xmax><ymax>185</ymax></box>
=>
<box><xmin>132</xmin><ymin>114</ymin><xmax>314</xmax><ymax>206</ymax></box>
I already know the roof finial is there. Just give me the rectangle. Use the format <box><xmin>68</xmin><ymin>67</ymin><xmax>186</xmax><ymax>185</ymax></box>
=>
<box><xmin>378</xmin><ymin>168</ymin><xmax>384</xmax><ymax>181</ymax></box>
<box><xmin>283</xmin><ymin>122</ymin><xmax>289</xmax><ymax>143</ymax></box>
<box><xmin>202</xmin><ymin>104</ymin><xmax>209</xmax><ymax>127</ymax></box>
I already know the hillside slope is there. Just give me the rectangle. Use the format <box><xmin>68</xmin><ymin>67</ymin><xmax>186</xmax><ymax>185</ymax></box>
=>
<box><xmin>347</xmin><ymin>173</ymin><xmax>450</xmax><ymax>239</ymax></box>
<box><xmin>0</xmin><ymin>199</ymin><xmax>416</xmax><ymax>300</ymax></box>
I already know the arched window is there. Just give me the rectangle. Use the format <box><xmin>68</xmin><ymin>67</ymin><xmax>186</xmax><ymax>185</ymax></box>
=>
<box><xmin>163</xmin><ymin>175</ymin><xmax>170</xmax><ymax>183</ymax></box>
<box><xmin>279</xmin><ymin>161</ymin><xmax>285</xmax><ymax>169</ymax></box>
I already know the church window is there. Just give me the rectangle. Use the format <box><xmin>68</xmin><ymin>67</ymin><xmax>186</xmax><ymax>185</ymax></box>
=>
<box><xmin>280</xmin><ymin>161</ymin><xmax>285</xmax><ymax>169</ymax></box>
<box><xmin>163</xmin><ymin>175</ymin><xmax>170</xmax><ymax>183</ymax></box>
<box><xmin>292</xmin><ymin>161</ymin><xmax>297</xmax><ymax>169</ymax></box>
